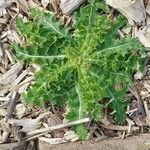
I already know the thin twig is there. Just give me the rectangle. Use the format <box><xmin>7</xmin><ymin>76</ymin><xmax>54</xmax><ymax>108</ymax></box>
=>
<box><xmin>23</xmin><ymin>118</ymin><xmax>90</xmax><ymax>141</ymax></box>
<box><xmin>28</xmin><ymin>118</ymin><xmax>90</xmax><ymax>136</ymax></box>
<box><xmin>100</xmin><ymin>124</ymin><xmax>139</xmax><ymax>131</ymax></box>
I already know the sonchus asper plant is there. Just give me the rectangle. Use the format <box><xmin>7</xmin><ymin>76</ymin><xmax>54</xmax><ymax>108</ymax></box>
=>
<box><xmin>13</xmin><ymin>0</ymin><xmax>145</xmax><ymax>139</ymax></box>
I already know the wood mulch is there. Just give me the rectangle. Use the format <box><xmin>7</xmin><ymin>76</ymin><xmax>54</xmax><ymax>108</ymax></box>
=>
<box><xmin>0</xmin><ymin>0</ymin><xmax>150</xmax><ymax>149</ymax></box>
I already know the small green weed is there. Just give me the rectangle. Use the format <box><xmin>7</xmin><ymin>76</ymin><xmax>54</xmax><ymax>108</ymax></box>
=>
<box><xmin>13</xmin><ymin>0</ymin><xmax>145</xmax><ymax>139</ymax></box>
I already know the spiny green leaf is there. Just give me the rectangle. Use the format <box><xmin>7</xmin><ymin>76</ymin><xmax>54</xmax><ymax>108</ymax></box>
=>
<box><xmin>75</xmin><ymin>124</ymin><xmax>88</xmax><ymax>140</ymax></box>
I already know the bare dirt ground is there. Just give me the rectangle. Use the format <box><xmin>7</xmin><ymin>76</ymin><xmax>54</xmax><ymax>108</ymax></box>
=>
<box><xmin>38</xmin><ymin>134</ymin><xmax>150</xmax><ymax>150</ymax></box>
<box><xmin>0</xmin><ymin>133</ymin><xmax>150</xmax><ymax>150</ymax></box>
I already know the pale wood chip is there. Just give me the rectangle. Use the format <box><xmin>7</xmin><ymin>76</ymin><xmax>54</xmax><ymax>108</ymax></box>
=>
<box><xmin>126</xmin><ymin>118</ymin><xmax>135</xmax><ymax>133</ymax></box>
<box><xmin>7</xmin><ymin>9</ymin><xmax>17</xmax><ymax>18</ymax></box>
<box><xmin>8</xmin><ymin>112</ymin><xmax>51</xmax><ymax>133</ymax></box>
<box><xmin>146</xmin><ymin>1</ymin><xmax>150</xmax><ymax>15</ymax></box>
<box><xmin>41</xmin><ymin>0</ymin><xmax>50</xmax><ymax>8</ymax></box>
<box><xmin>137</xmin><ymin>26</ymin><xmax>150</xmax><ymax>48</ymax></box>
<box><xmin>0</xmin><ymin>118</ymin><xmax>11</xmax><ymax>143</ymax></box>
<box><xmin>28</xmin><ymin>0</ymin><xmax>41</xmax><ymax>8</ymax></box>
<box><xmin>5</xmin><ymin>50</ymin><xmax>15</xmax><ymax>64</ymax></box>
<box><xmin>106</xmin><ymin>0</ymin><xmax>146</xmax><ymax>25</ymax></box>
<box><xmin>141</xmin><ymin>90</ymin><xmax>150</xmax><ymax>99</ymax></box>
<box><xmin>1</xmin><ymin>37</ymin><xmax>7</xmax><ymax>43</ymax></box>
<box><xmin>15</xmin><ymin>0</ymin><xmax>29</xmax><ymax>13</ymax></box>
<box><xmin>0</xmin><ymin>87</ymin><xmax>9</xmax><ymax>96</ymax></box>
<box><xmin>0</xmin><ymin>18</ymin><xmax>7</xmax><ymax>24</ymax></box>
<box><xmin>0</xmin><ymin>63</ymin><xmax>23</xmax><ymax>85</ymax></box>
<box><xmin>1</xmin><ymin>31</ymin><xmax>7</xmax><ymax>40</ymax></box>
<box><xmin>1</xmin><ymin>9</ymin><xmax>7</xmax><ymax>16</ymax></box>
<box><xmin>143</xmin><ymin>101</ymin><xmax>150</xmax><ymax>126</ymax></box>
<box><xmin>8</xmin><ymin>118</ymin><xmax>41</xmax><ymax>133</ymax></box>
<box><xmin>121</xmin><ymin>27</ymin><xmax>132</xmax><ymax>35</ymax></box>
<box><xmin>48</xmin><ymin>114</ymin><xmax>63</xmax><ymax>126</ymax></box>
<box><xmin>146</xmin><ymin>14</ymin><xmax>150</xmax><ymax>25</ymax></box>
<box><xmin>44</xmin><ymin>134</ymin><xmax>52</xmax><ymax>138</ymax></box>
<box><xmin>0</xmin><ymin>119</ymin><xmax>11</xmax><ymax>133</ymax></box>
<box><xmin>23</xmin><ymin>16</ymin><xmax>28</xmax><ymax>22</ymax></box>
<box><xmin>134</xmin><ymin>68</ymin><xmax>147</xmax><ymax>80</ymax></box>
<box><xmin>1</xmin><ymin>132</ymin><xmax>11</xmax><ymax>143</ymax></box>
<box><xmin>18</xmin><ymin>82</ymin><xmax>30</xmax><ymax>94</ymax></box>
<box><xmin>18</xmin><ymin>13</ymin><xmax>24</xmax><ymax>19</ymax></box>
<box><xmin>143</xmin><ymin>81</ymin><xmax>150</xmax><ymax>93</ymax></box>
<box><xmin>0</xmin><ymin>96</ymin><xmax>10</xmax><ymax>101</ymax></box>
<box><xmin>10</xmin><ymin>6</ymin><xmax>20</xmax><ymax>12</ymax></box>
<box><xmin>121</xmin><ymin>131</ymin><xmax>126</xmax><ymax>139</ymax></box>
<box><xmin>0</xmin><ymin>108</ymin><xmax>6</xmax><ymax>116</ymax></box>
<box><xmin>11</xmin><ymin>70</ymin><xmax>28</xmax><ymax>89</ymax></box>
<box><xmin>14</xmin><ymin>76</ymin><xmax>34</xmax><ymax>93</ymax></box>
<box><xmin>0</xmin><ymin>44</ymin><xmax>3</xmax><ymax>57</ymax></box>
<box><xmin>60</xmin><ymin>0</ymin><xmax>86</xmax><ymax>15</ymax></box>
<box><xmin>143</xmin><ymin>101</ymin><xmax>149</xmax><ymax>117</ymax></box>
<box><xmin>118</xmin><ymin>29</ymin><xmax>125</xmax><ymax>38</ymax></box>
<box><xmin>64</xmin><ymin>130</ymin><xmax>79</xmax><ymax>142</ymax></box>
<box><xmin>15</xmin><ymin>103</ymin><xmax>27</xmax><ymax>119</ymax></box>
<box><xmin>32</xmin><ymin>64</ymin><xmax>41</xmax><ymax>72</ymax></box>
<box><xmin>42</xmin><ymin>123</ymin><xmax>49</xmax><ymax>128</ymax></box>
<box><xmin>7</xmin><ymin>30</ymin><xmax>23</xmax><ymax>44</ymax></box>
<box><xmin>18</xmin><ymin>76</ymin><xmax>34</xmax><ymax>86</ymax></box>
<box><xmin>0</xmin><ymin>0</ymin><xmax>14</xmax><ymax>10</ymax></box>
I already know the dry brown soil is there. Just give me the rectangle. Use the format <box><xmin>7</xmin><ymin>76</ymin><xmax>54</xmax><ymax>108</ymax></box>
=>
<box><xmin>0</xmin><ymin>134</ymin><xmax>150</xmax><ymax>150</ymax></box>
<box><xmin>39</xmin><ymin>134</ymin><xmax>150</xmax><ymax>150</ymax></box>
